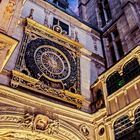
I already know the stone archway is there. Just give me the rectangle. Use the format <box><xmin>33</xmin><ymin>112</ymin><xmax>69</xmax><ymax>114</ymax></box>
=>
<box><xmin>0</xmin><ymin>111</ymin><xmax>88</xmax><ymax>140</ymax></box>
<box><xmin>0</xmin><ymin>129</ymin><xmax>58</xmax><ymax>140</ymax></box>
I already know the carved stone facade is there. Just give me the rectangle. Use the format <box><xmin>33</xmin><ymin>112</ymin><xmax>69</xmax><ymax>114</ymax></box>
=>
<box><xmin>0</xmin><ymin>0</ymin><xmax>140</xmax><ymax>140</ymax></box>
<box><xmin>0</xmin><ymin>85</ymin><xmax>92</xmax><ymax>140</ymax></box>
<box><xmin>0</xmin><ymin>0</ymin><xmax>105</xmax><ymax>139</ymax></box>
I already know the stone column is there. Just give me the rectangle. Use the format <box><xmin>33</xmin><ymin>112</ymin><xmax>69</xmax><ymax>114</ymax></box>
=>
<box><xmin>100</xmin><ymin>76</ymin><xmax>111</xmax><ymax>115</ymax></box>
<box><xmin>111</xmin><ymin>32</ymin><xmax>120</xmax><ymax>60</ymax></box>
<box><xmin>44</xmin><ymin>10</ymin><xmax>50</xmax><ymax>27</ymax></box>
<box><xmin>106</xmin><ymin>122</ymin><xmax>115</xmax><ymax>140</ymax></box>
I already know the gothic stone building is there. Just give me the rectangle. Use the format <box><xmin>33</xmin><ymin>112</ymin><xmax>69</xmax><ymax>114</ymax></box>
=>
<box><xmin>79</xmin><ymin>0</ymin><xmax>140</xmax><ymax>140</ymax></box>
<box><xmin>79</xmin><ymin>0</ymin><xmax>140</xmax><ymax>66</ymax></box>
<box><xmin>0</xmin><ymin>0</ymin><xmax>140</xmax><ymax>140</ymax></box>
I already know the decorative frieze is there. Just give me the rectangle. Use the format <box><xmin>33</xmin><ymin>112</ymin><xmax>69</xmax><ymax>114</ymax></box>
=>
<box><xmin>11</xmin><ymin>70</ymin><xmax>85</xmax><ymax>108</ymax></box>
<box><xmin>0</xmin><ymin>111</ymin><xmax>88</xmax><ymax>140</ymax></box>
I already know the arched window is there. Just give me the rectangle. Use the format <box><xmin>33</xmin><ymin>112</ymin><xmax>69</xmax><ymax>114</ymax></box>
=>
<box><xmin>98</xmin><ymin>2</ymin><xmax>106</xmax><ymax>27</ymax></box>
<box><xmin>134</xmin><ymin>107</ymin><xmax>140</xmax><ymax>130</ymax></box>
<box><xmin>98</xmin><ymin>0</ymin><xmax>112</xmax><ymax>27</ymax></box>
<box><xmin>106</xmin><ymin>72</ymin><xmax>123</xmax><ymax>95</ymax></box>
<box><xmin>123</xmin><ymin>58</ymin><xmax>140</xmax><ymax>83</ymax></box>
<box><xmin>114</xmin><ymin>116</ymin><xmax>133</xmax><ymax>140</ymax></box>
<box><xmin>104</xmin><ymin>0</ymin><xmax>112</xmax><ymax>20</ymax></box>
<box><xmin>106</xmin><ymin>28</ymin><xmax>124</xmax><ymax>65</ymax></box>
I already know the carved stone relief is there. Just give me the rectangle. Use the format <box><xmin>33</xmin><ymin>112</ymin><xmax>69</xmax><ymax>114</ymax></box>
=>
<box><xmin>0</xmin><ymin>131</ymin><xmax>50</xmax><ymax>140</ymax></box>
<box><xmin>0</xmin><ymin>0</ymin><xmax>16</xmax><ymax>31</ymax></box>
<box><xmin>0</xmin><ymin>41</ymin><xmax>10</xmax><ymax>67</ymax></box>
<box><xmin>0</xmin><ymin>33</ymin><xmax>18</xmax><ymax>72</ymax></box>
<box><xmin>79</xmin><ymin>124</ymin><xmax>89</xmax><ymax>136</ymax></box>
<box><xmin>0</xmin><ymin>110</ymin><xmax>88</xmax><ymax>140</ymax></box>
<box><xmin>16</xmin><ymin>113</ymin><xmax>60</xmax><ymax>135</ymax></box>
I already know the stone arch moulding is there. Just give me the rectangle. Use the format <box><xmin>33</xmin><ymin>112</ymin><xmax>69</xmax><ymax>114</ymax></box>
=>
<box><xmin>0</xmin><ymin>112</ymin><xmax>88</xmax><ymax>140</ymax></box>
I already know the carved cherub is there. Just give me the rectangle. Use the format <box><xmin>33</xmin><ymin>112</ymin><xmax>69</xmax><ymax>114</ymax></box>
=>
<box><xmin>33</xmin><ymin>114</ymin><xmax>49</xmax><ymax>131</ymax></box>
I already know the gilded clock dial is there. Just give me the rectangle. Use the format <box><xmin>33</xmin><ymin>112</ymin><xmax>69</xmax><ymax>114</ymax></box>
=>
<box><xmin>34</xmin><ymin>45</ymin><xmax>71</xmax><ymax>81</ymax></box>
<box><xmin>25</xmin><ymin>38</ymin><xmax>78</xmax><ymax>90</ymax></box>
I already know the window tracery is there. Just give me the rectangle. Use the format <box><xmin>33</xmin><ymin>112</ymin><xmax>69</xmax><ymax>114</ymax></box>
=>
<box><xmin>98</xmin><ymin>0</ymin><xmax>112</xmax><ymax>27</ymax></box>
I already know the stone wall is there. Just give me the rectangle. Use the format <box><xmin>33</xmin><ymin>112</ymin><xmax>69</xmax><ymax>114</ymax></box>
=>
<box><xmin>78</xmin><ymin>0</ymin><xmax>98</xmax><ymax>27</ymax></box>
<box><xmin>78</xmin><ymin>0</ymin><xmax>140</xmax><ymax>67</ymax></box>
<box><xmin>0</xmin><ymin>0</ymin><xmax>105</xmax><ymax>113</ymax></box>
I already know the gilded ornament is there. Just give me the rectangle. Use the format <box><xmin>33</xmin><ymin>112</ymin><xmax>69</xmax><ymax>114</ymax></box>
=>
<box><xmin>79</xmin><ymin>124</ymin><xmax>89</xmax><ymax>136</ymax></box>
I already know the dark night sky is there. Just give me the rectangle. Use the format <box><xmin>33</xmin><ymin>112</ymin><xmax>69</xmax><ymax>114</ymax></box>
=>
<box><xmin>68</xmin><ymin>0</ymin><xmax>78</xmax><ymax>14</ymax></box>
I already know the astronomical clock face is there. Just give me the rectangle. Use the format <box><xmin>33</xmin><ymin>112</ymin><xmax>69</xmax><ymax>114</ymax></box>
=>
<box><xmin>34</xmin><ymin>45</ymin><xmax>70</xmax><ymax>81</ymax></box>
<box><xmin>24</xmin><ymin>38</ymin><xmax>78</xmax><ymax>90</ymax></box>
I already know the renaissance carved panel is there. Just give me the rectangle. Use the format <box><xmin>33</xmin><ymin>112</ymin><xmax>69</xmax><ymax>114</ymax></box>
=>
<box><xmin>0</xmin><ymin>111</ymin><xmax>88</xmax><ymax>140</ymax></box>
<box><xmin>10</xmin><ymin>18</ymin><xmax>85</xmax><ymax>107</ymax></box>
<box><xmin>14</xmin><ymin>18</ymin><xmax>81</xmax><ymax>93</ymax></box>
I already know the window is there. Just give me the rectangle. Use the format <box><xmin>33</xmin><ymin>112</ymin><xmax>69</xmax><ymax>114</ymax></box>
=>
<box><xmin>53</xmin><ymin>18</ymin><xmax>69</xmax><ymax>35</ymax></box>
<box><xmin>53</xmin><ymin>0</ymin><xmax>68</xmax><ymax>9</ymax></box>
<box><xmin>104</xmin><ymin>0</ymin><xmax>112</xmax><ymax>21</ymax></box>
<box><xmin>123</xmin><ymin>58</ymin><xmax>140</xmax><ymax>84</ymax></box>
<box><xmin>135</xmin><ymin>107</ymin><xmax>140</xmax><ymax>130</ymax></box>
<box><xmin>98</xmin><ymin>2</ymin><xmax>106</xmax><ymax>27</ymax></box>
<box><xmin>116</xmin><ymin>40</ymin><xmax>124</xmax><ymax>58</ymax></box>
<box><xmin>106</xmin><ymin>28</ymin><xmax>124</xmax><ymax>64</ymax></box>
<box><xmin>106</xmin><ymin>58</ymin><xmax>140</xmax><ymax>95</ymax></box>
<box><xmin>106</xmin><ymin>72</ymin><xmax>123</xmax><ymax>95</ymax></box>
<box><xmin>98</xmin><ymin>0</ymin><xmax>112</xmax><ymax>27</ymax></box>
<box><xmin>114</xmin><ymin>116</ymin><xmax>133</xmax><ymax>140</ymax></box>
<box><xmin>58</xmin><ymin>2</ymin><xmax>66</xmax><ymax>8</ymax></box>
<box><xmin>53</xmin><ymin>0</ymin><xmax>57</xmax><ymax>3</ymax></box>
<box><xmin>110</xmin><ymin>43</ymin><xmax>117</xmax><ymax>63</ymax></box>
